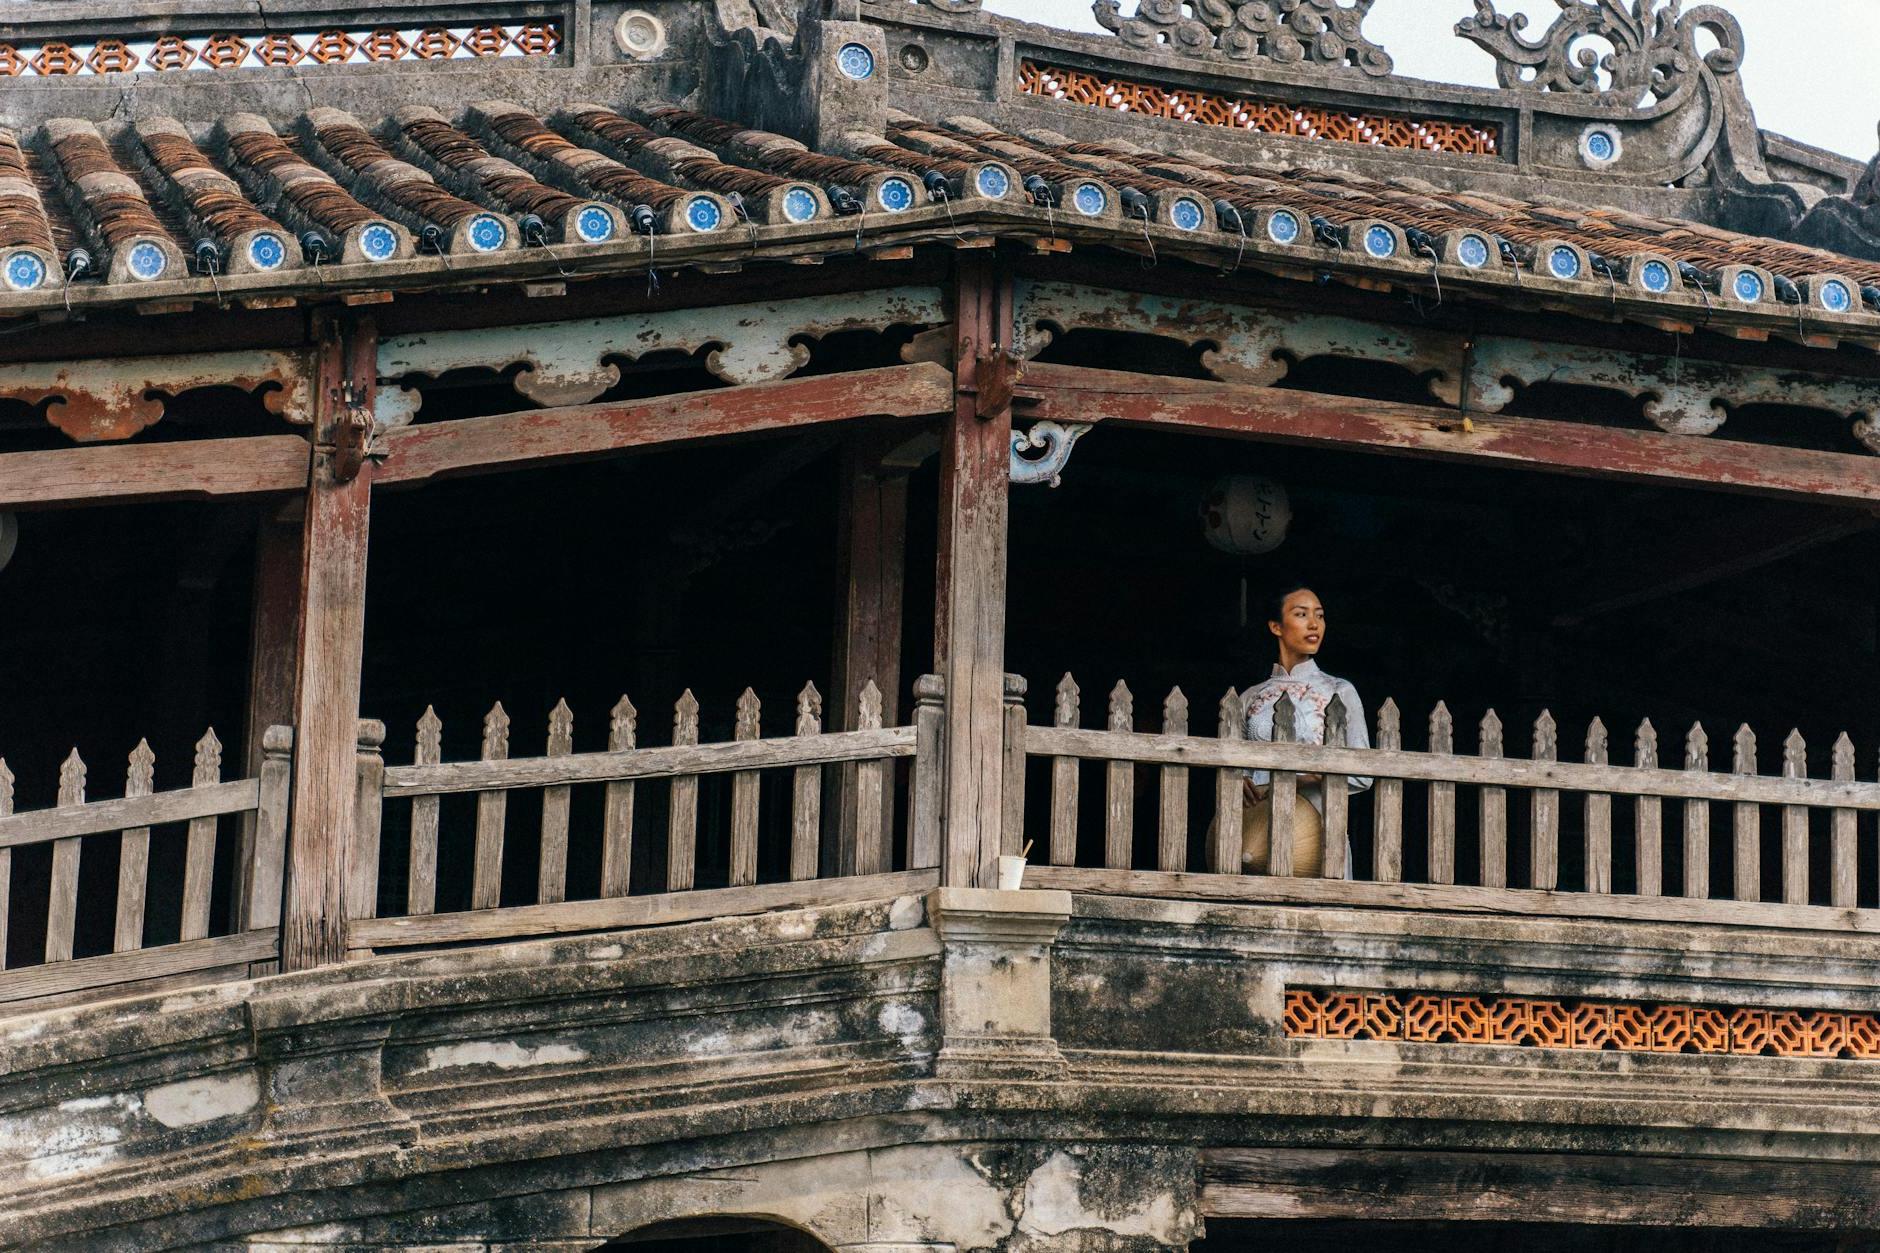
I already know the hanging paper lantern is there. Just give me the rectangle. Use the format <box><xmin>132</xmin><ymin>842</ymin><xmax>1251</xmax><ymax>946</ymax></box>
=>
<box><xmin>1201</xmin><ymin>475</ymin><xmax>1291</xmax><ymax>555</ymax></box>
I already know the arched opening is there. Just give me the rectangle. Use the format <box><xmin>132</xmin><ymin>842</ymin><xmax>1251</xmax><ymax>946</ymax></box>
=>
<box><xmin>597</xmin><ymin>1216</ymin><xmax>832</xmax><ymax>1253</ymax></box>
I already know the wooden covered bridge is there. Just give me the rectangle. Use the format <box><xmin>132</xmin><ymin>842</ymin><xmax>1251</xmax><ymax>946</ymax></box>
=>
<box><xmin>2</xmin><ymin>0</ymin><xmax>1880</xmax><ymax>1248</ymax></box>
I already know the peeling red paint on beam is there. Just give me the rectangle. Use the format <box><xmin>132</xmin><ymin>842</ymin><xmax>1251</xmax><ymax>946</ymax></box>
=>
<box><xmin>374</xmin><ymin>363</ymin><xmax>955</xmax><ymax>486</ymax></box>
<box><xmin>1020</xmin><ymin>364</ymin><xmax>1880</xmax><ymax>508</ymax></box>
<box><xmin>0</xmin><ymin>433</ymin><xmax>309</xmax><ymax>508</ymax></box>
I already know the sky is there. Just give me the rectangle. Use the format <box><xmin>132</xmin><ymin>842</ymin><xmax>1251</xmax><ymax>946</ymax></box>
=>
<box><xmin>982</xmin><ymin>0</ymin><xmax>1880</xmax><ymax>161</ymax></box>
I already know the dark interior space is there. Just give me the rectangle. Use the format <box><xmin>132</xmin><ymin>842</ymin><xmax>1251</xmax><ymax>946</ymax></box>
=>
<box><xmin>1005</xmin><ymin>427</ymin><xmax>1880</xmax><ymax>900</ymax></box>
<box><xmin>600</xmin><ymin>1218</ymin><xmax>828</xmax><ymax>1253</ymax></box>
<box><xmin>0</xmin><ymin>500</ymin><xmax>257</xmax><ymax>965</ymax></box>
<box><xmin>1196</xmin><ymin>1219</ymin><xmax>1858</xmax><ymax>1252</ymax></box>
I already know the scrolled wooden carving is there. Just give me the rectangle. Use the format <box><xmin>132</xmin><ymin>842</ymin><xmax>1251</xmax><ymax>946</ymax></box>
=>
<box><xmin>1092</xmin><ymin>0</ymin><xmax>1394</xmax><ymax>76</ymax></box>
<box><xmin>1456</xmin><ymin>0</ymin><xmax>1744</xmax><ymax>104</ymax></box>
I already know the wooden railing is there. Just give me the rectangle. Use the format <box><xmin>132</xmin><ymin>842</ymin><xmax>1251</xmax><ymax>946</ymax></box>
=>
<box><xmin>346</xmin><ymin>677</ymin><xmax>947</xmax><ymax>951</ymax></box>
<box><xmin>0</xmin><ymin>725</ymin><xmax>292</xmax><ymax>1013</ymax></box>
<box><xmin>1013</xmin><ymin>674</ymin><xmax>1880</xmax><ymax>931</ymax></box>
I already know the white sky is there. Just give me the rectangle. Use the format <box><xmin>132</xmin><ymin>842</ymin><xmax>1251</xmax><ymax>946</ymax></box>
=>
<box><xmin>984</xmin><ymin>0</ymin><xmax>1880</xmax><ymax>161</ymax></box>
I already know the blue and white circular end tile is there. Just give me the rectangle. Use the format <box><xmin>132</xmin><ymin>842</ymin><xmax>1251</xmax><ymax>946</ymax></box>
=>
<box><xmin>1455</xmin><ymin>234</ymin><xmax>1490</xmax><ymax>269</ymax></box>
<box><xmin>1547</xmin><ymin>245</ymin><xmax>1582</xmax><ymax>280</ymax></box>
<box><xmin>1266</xmin><ymin>209</ymin><xmax>1301</xmax><ymax>245</ymax></box>
<box><xmin>466</xmin><ymin>213</ymin><xmax>508</xmax><ymax>253</ymax></box>
<box><xmin>1170</xmin><ymin>197</ymin><xmax>1205</xmax><ymax>232</ymax></box>
<box><xmin>1731</xmin><ymin>268</ymin><xmax>1765</xmax><ymax>303</ymax></box>
<box><xmin>1820</xmin><ymin>278</ymin><xmax>1854</xmax><ymax>313</ymax></box>
<box><xmin>876</xmin><ymin>178</ymin><xmax>915</xmax><ymax>213</ymax></box>
<box><xmin>1639</xmin><ymin>259</ymin><xmax>1673</xmax><ymax>293</ymax></box>
<box><xmin>836</xmin><ymin>42</ymin><xmax>875</xmax><ymax>81</ymax></box>
<box><xmin>1071</xmin><ymin>182</ymin><xmax>1108</xmax><ymax>217</ymax></box>
<box><xmin>974</xmin><ymin>165</ymin><xmax>1011</xmax><ymax>201</ymax></box>
<box><xmin>2</xmin><ymin>250</ymin><xmax>46</xmax><ymax>292</ymax></box>
<box><xmin>126</xmin><ymin>240</ymin><xmax>168</xmax><ymax>282</ymax></box>
<box><xmin>1579</xmin><ymin>125</ymin><xmax>1622</xmax><ymax>169</ymax></box>
<box><xmin>1363</xmin><ymin>224</ymin><xmax>1398</xmax><ymax>259</ymax></box>
<box><xmin>781</xmin><ymin>186</ymin><xmax>820</xmax><ymax>223</ymax></box>
<box><xmin>685</xmin><ymin>196</ymin><xmax>724</xmax><ymax>232</ymax></box>
<box><xmin>359</xmin><ymin>222</ymin><xmax>399</xmax><ymax>262</ymax></box>
<box><xmin>574</xmin><ymin>205</ymin><xmax>616</xmax><ymax>244</ymax></box>
<box><xmin>247</xmin><ymin>232</ymin><xmax>287</xmax><ymax>271</ymax></box>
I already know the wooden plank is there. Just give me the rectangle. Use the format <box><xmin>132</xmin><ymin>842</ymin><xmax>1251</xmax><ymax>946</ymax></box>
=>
<box><xmin>179</xmin><ymin>729</ymin><xmax>224</xmax><ymax>942</ymax></box>
<box><xmin>1583</xmin><ymin>718</ymin><xmax>1612</xmax><ymax>895</ymax></box>
<box><xmin>350</xmin><ymin>869</ymin><xmax>939</xmax><ymax>951</ymax></box>
<box><xmin>114</xmin><ymin>742</ymin><xmax>155</xmax><ymax>953</ymax></box>
<box><xmin>1019</xmin><ymin>363</ymin><xmax>1880</xmax><ymax>508</ymax></box>
<box><xmin>1198</xmin><ymin>1147</ymin><xmax>1880</xmax><ymax>1230</ymax></box>
<box><xmin>1634</xmin><ymin>721</ymin><xmax>1664</xmax><ymax>896</ymax></box>
<box><xmin>667</xmin><ymin>691</ymin><xmax>701</xmax><ymax>892</ymax></box>
<box><xmin>0</xmin><ymin>777</ymin><xmax>260</xmax><ymax>851</ymax></box>
<box><xmin>375</xmin><ymin>363</ymin><xmax>955</xmax><ymax>486</ymax></box>
<box><xmin>340</xmin><ymin>720</ymin><xmax>386</xmax><ymax>924</ymax></box>
<box><xmin>537</xmin><ymin>700</ymin><xmax>576</xmax><ymax>904</ymax></box>
<box><xmin>1158</xmin><ymin>688</ymin><xmax>1189</xmax><ymax>873</ymax></box>
<box><xmin>384</xmin><ymin>727</ymin><xmax>916</xmax><ymax>796</ymax></box>
<box><xmin>1374</xmin><ymin>701</ymin><xmax>1403</xmax><ymax>883</ymax></box>
<box><xmin>0</xmin><ymin>929</ymin><xmax>278</xmax><ymax>1006</ymax></box>
<box><xmin>0</xmin><ymin>760</ymin><xmax>13</xmax><ymax>967</ymax></box>
<box><xmin>1050</xmin><ymin>675</ymin><xmax>1082</xmax><ymax>867</ymax></box>
<box><xmin>1016</xmin><ymin>728</ymin><xmax>1880</xmax><ymax>810</ymax></box>
<box><xmin>1530</xmin><ymin>713</ymin><xmax>1559</xmax><ymax>892</ymax></box>
<box><xmin>1732</xmin><ymin>725</ymin><xmax>1760</xmax><ymax>903</ymax></box>
<box><xmin>1003</xmin><ymin>675</ymin><xmax>1029</xmax><ymax>859</ymax></box>
<box><xmin>1683</xmin><ymin>723</ymin><xmax>1711</xmax><ymax>899</ymax></box>
<box><xmin>282</xmin><ymin>313</ymin><xmax>373</xmax><ymax>972</ymax></box>
<box><xmin>1478</xmin><ymin>712</ymin><xmax>1507</xmax><ymax>890</ymax></box>
<box><xmin>245</xmin><ymin>727</ymin><xmax>294</xmax><ymax>932</ymax></box>
<box><xmin>1105</xmin><ymin>682</ymin><xmax>1136</xmax><ymax>870</ymax></box>
<box><xmin>600</xmin><ymin>697</ymin><xmax>638</xmax><ymax>898</ymax></box>
<box><xmin>1268</xmin><ymin>696</ymin><xmax>1297</xmax><ymax>879</ymax></box>
<box><xmin>937</xmin><ymin>256</ymin><xmax>1013</xmax><ymax>890</ymax></box>
<box><xmin>908</xmin><ymin>676</ymin><xmax>944</xmax><ymax>871</ymax></box>
<box><xmin>1427</xmin><ymin>703</ymin><xmax>1455</xmax><ymax>886</ymax></box>
<box><xmin>471</xmin><ymin>703</ymin><xmax>511</xmax><ymax>911</ymax></box>
<box><xmin>1023</xmin><ymin>865</ymin><xmax>1880</xmax><ymax>936</ymax></box>
<box><xmin>1211</xmin><ymin>689</ymin><xmax>1242</xmax><ymax>876</ymax></box>
<box><xmin>45</xmin><ymin>751</ymin><xmax>86</xmax><ymax>963</ymax></box>
<box><xmin>1832</xmin><ymin>734</ymin><xmax>1859</xmax><ymax>910</ymax></box>
<box><xmin>407</xmin><ymin>709</ymin><xmax>443</xmax><ymax>915</ymax></box>
<box><xmin>235</xmin><ymin>504</ymin><xmax>302</xmax><ymax>929</ymax></box>
<box><xmin>1320</xmin><ymin>698</ymin><xmax>1348</xmax><ymax>880</ymax></box>
<box><xmin>729</xmin><ymin>690</ymin><xmax>762</xmax><ymax>887</ymax></box>
<box><xmin>1783</xmin><ymin>730</ymin><xmax>1811</xmax><ymax>906</ymax></box>
<box><xmin>854</xmin><ymin>683</ymin><xmax>889</xmax><ymax>876</ymax></box>
<box><xmin>0</xmin><ymin>433</ymin><xmax>308</xmax><ymax>509</ymax></box>
<box><xmin>791</xmin><ymin>684</ymin><xmax>824</xmax><ymax>883</ymax></box>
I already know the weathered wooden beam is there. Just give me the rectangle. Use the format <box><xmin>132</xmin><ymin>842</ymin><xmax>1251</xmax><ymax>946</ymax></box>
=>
<box><xmin>936</xmin><ymin>256</ymin><xmax>1014</xmax><ymax>889</ymax></box>
<box><xmin>1019</xmin><ymin>364</ymin><xmax>1880</xmax><ymax>508</ymax></box>
<box><xmin>0</xmin><ymin>435</ymin><xmax>308</xmax><ymax>509</ymax></box>
<box><xmin>373</xmin><ymin>363</ymin><xmax>954</xmax><ymax>486</ymax></box>
<box><xmin>282</xmin><ymin>315</ymin><xmax>375</xmax><ymax>973</ymax></box>
<box><xmin>1199</xmin><ymin>1147</ymin><xmax>1880</xmax><ymax>1230</ymax></box>
<box><xmin>234</xmin><ymin>502</ymin><xmax>304</xmax><ymax>929</ymax></box>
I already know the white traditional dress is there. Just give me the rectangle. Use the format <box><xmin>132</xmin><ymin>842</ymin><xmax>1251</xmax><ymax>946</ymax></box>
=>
<box><xmin>1241</xmin><ymin>658</ymin><xmax>1374</xmax><ymax>809</ymax></box>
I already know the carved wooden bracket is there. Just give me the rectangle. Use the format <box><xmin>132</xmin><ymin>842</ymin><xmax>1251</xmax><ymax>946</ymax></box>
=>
<box><xmin>375</xmin><ymin>287</ymin><xmax>947</xmax><ymax>425</ymax></box>
<box><xmin>0</xmin><ymin>349</ymin><xmax>315</xmax><ymax>443</ymax></box>
<box><xmin>973</xmin><ymin>350</ymin><xmax>1021</xmax><ymax>421</ymax></box>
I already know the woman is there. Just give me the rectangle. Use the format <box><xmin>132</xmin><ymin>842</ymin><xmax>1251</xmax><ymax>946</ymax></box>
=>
<box><xmin>1239</xmin><ymin>584</ymin><xmax>1373</xmax><ymax>877</ymax></box>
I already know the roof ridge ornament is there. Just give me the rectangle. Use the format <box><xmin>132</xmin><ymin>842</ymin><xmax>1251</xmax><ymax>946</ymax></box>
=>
<box><xmin>1092</xmin><ymin>0</ymin><xmax>1394</xmax><ymax>77</ymax></box>
<box><xmin>1457</xmin><ymin>0</ymin><xmax>1744</xmax><ymax>104</ymax></box>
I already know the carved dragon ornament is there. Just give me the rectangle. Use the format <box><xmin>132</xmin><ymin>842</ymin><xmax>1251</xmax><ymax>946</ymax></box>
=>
<box><xmin>1092</xmin><ymin>0</ymin><xmax>1394</xmax><ymax>76</ymax></box>
<box><xmin>1457</xmin><ymin>0</ymin><xmax>1744</xmax><ymax>106</ymax></box>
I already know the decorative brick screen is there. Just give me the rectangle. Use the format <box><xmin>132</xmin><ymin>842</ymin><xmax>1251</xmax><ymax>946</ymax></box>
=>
<box><xmin>1284</xmin><ymin>988</ymin><xmax>1880</xmax><ymax>1059</ymax></box>
<box><xmin>1018</xmin><ymin>59</ymin><xmax>1501</xmax><ymax>157</ymax></box>
<box><xmin>0</xmin><ymin>23</ymin><xmax>561</xmax><ymax>76</ymax></box>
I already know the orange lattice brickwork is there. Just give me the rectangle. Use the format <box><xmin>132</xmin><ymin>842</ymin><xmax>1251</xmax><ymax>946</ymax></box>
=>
<box><xmin>1283</xmin><ymin>989</ymin><xmax>1880</xmax><ymax>1060</ymax></box>
<box><xmin>0</xmin><ymin>24</ymin><xmax>563</xmax><ymax>75</ymax></box>
<box><xmin>1019</xmin><ymin>60</ymin><xmax>1500</xmax><ymax>158</ymax></box>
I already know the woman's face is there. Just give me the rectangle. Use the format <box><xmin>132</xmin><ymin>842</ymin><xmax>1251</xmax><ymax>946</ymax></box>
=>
<box><xmin>1270</xmin><ymin>588</ymin><xmax>1326</xmax><ymax>658</ymax></box>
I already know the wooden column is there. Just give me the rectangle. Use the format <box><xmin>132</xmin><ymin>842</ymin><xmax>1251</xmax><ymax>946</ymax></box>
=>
<box><xmin>282</xmin><ymin>314</ymin><xmax>376</xmax><ymax>972</ymax></box>
<box><xmin>935</xmin><ymin>255</ymin><xmax>1014</xmax><ymax>888</ymax></box>
<box><xmin>234</xmin><ymin>500</ymin><xmax>304</xmax><ymax>930</ymax></box>
<box><xmin>832</xmin><ymin>429</ymin><xmax>908</xmax><ymax>870</ymax></box>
